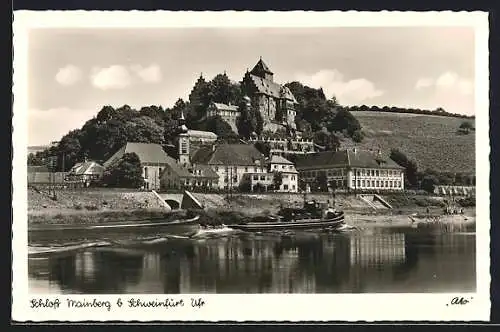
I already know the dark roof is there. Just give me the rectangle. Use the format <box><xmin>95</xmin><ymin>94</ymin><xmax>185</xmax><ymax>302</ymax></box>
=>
<box><xmin>163</xmin><ymin>160</ymin><xmax>218</xmax><ymax>179</ymax></box>
<box><xmin>244</xmin><ymin>74</ymin><xmax>298</xmax><ymax>103</ymax></box>
<box><xmin>104</xmin><ymin>142</ymin><xmax>172</xmax><ymax>168</ymax></box>
<box><xmin>250</xmin><ymin>58</ymin><xmax>273</xmax><ymax>75</ymax></box>
<box><xmin>248</xmin><ymin>74</ymin><xmax>282</xmax><ymax>98</ymax></box>
<box><xmin>295</xmin><ymin>149</ymin><xmax>405</xmax><ymax>170</ymax></box>
<box><xmin>191</xmin><ymin>144</ymin><xmax>265</xmax><ymax>166</ymax></box>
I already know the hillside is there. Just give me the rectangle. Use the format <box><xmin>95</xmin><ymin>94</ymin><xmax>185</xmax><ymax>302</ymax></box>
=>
<box><xmin>343</xmin><ymin>111</ymin><xmax>475</xmax><ymax>174</ymax></box>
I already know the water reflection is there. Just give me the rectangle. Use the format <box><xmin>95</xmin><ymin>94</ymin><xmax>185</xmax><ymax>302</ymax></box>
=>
<box><xmin>29</xmin><ymin>232</ymin><xmax>476</xmax><ymax>294</ymax></box>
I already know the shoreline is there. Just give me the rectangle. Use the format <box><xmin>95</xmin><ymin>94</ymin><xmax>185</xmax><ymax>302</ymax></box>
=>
<box><xmin>28</xmin><ymin>206</ymin><xmax>476</xmax><ymax>230</ymax></box>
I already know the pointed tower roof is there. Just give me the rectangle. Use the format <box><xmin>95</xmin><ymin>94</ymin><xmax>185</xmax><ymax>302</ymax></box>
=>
<box><xmin>178</xmin><ymin>110</ymin><xmax>188</xmax><ymax>133</ymax></box>
<box><xmin>250</xmin><ymin>57</ymin><xmax>273</xmax><ymax>76</ymax></box>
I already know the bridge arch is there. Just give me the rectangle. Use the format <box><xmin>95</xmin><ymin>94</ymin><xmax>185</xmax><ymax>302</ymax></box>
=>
<box><xmin>165</xmin><ymin>199</ymin><xmax>180</xmax><ymax>210</ymax></box>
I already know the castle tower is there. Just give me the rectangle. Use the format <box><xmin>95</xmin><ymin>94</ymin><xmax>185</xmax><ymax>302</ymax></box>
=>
<box><xmin>177</xmin><ymin>110</ymin><xmax>190</xmax><ymax>167</ymax></box>
<box><xmin>250</xmin><ymin>57</ymin><xmax>274</xmax><ymax>82</ymax></box>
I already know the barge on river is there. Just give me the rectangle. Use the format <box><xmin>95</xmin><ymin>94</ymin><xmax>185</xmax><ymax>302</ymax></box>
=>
<box><xmin>230</xmin><ymin>200</ymin><xmax>345</xmax><ymax>232</ymax></box>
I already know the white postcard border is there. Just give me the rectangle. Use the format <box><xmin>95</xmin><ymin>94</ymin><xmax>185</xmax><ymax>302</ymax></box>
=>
<box><xmin>12</xmin><ymin>10</ymin><xmax>490</xmax><ymax>322</ymax></box>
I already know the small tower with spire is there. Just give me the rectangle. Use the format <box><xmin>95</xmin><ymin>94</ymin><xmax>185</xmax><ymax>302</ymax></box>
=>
<box><xmin>177</xmin><ymin>110</ymin><xmax>190</xmax><ymax>167</ymax></box>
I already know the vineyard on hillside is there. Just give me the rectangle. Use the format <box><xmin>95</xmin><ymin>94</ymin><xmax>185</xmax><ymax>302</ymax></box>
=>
<box><xmin>342</xmin><ymin>111</ymin><xmax>475</xmax><ymax>174</ymax></box>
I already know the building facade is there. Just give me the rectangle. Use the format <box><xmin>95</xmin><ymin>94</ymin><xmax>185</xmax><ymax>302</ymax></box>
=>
<box><xmin>206</xmin><ymin>102</ymin><xmax>241</xmax><ymax>132</ymax></box>
<box><xmin>295</xmin><ymin>148</ymin><xmax>405</xmax><ymax>192</ymax></box>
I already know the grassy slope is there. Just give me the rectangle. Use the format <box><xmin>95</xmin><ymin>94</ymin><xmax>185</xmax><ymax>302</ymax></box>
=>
<box><xmin>344</xmin><ymin>111</ymin><xmax>475</xmax><ymax>174</ymax></box>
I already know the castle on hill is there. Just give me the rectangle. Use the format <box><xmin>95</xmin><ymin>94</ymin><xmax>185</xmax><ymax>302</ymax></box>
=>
<box><xmin>188</xmin><ymin>57</ymin><xmax>299</xmax><ymax>135</ymax></box>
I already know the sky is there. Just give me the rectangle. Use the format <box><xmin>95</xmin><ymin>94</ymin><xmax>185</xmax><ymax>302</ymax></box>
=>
<box><xmin>27</xmin><ymin>27</ymin><xmax>475</xmax><ymax>146</ymax></box>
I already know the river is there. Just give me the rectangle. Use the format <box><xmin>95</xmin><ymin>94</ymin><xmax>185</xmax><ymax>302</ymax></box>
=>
<box><xmin>28</xmin><ymin>228</ymin><xmax>476</xmax><ymax>294</ymax></box>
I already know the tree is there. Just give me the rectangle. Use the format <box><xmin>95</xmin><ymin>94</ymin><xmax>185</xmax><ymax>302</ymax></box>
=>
<box><xmin>27</xmin><ymin>152</ymin><xmax>44</xmax><ymax>166</ymax></box>
<box><xmin>390</xmin><ymin>149</ymin><xmax>418</xmax><ymax>188</ymax></box>
<box><xmin>327</xmin><ymin>108</ymin><xmax>362</xmax><ymax>136</ymax></box>
<box><xmin>125</xmin><ymin>116</ymin><xmax>165</xmax><ymax>145</ymax></box>
<box><xmin>273</xmin><ymin>171</ymin><xmax>283</xmax><ymax>191</ymax></box>
<box><xmin>254</xmin><ymin>141</ymin><xmax>271</xmax><ymax>157</ymax></box>
<box><xmin>351</xmin><ymin>130</ymin><xmax>364</xmax><ymax>143</ymax></box>
<box><xmin>314</xmin><ymin>171</ymin><xmax>329</xmax><ymax>192</ymax></box>
<box><xmin>57</xmin><ymin>130</ymin><xmax>82</xmax><ymax>171</ymax></box>
<box><xmin>421</xmin><ymin>175</ymin><xmax>438</xmax><ymax>193</ymax></box>
<box><xmin>459</xmin><ymin>121</ymin><xmax>474</xmax><ymax>134</ymax></box>
<box><xmin>209</xmin><ymin>73</ymin><xmax>236</xmax><ymax>105</ymax></box>
<box><xmin>236</xmin><ymin>98</ymin><xmax>264</xmax><ymax>138</ymax></box>
<box><xmin>101</xmin><ymin>153</ymin><xmax>144</xmax><ymax>188</ymax></box>
<box><xmin>314</xmin><ymin>130</ymin><xmax>340</xmax><ymax>151</ymax></box>
<box><xmin>199</xmin><ymin>115</ymin><xmax>238</xmax><ymax>139</ymax></box>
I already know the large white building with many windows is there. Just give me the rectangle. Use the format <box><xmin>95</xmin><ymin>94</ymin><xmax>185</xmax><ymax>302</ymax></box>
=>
<box><xmin>295</xmin><ymin>148</ymin><xmax>405</xmax><ymax>192</ymax></box>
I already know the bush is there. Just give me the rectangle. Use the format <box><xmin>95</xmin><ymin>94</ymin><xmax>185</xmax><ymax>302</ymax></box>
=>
<box><xmin>457</xmin><ymin>196</ymin><xmax>475</xmax><ymax>207</ymax></box>
<box><xmin>84</xmin><ymin>204</ymin><xmax>99</xmax><ymax>211</ymax></box>
<box><xmin>73</xmin><ymin>203</ymin><xmax>83</xmax><ymax>210</ymax></box>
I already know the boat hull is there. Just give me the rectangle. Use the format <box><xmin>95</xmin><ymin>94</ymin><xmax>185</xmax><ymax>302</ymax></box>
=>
<box><xmin>229</xmin><ymin>215</ymin><xmax>345</xmax><ymax>232</ymax></box>
<box><xmin>28</xmin><ymin>216</ymin><xmax>201</xmax><ymax>243</ymax></box>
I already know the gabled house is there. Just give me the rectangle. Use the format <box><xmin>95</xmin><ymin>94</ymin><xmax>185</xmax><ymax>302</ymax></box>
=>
<box><xmin>67</xmin><ymin>160</ymin><xmax>104</xmax><ymax>185</ymax></box>
<box><xmin>103</xmin><ymin>142</ymin><xmax>173</xmax><ymax>190</ymax></box>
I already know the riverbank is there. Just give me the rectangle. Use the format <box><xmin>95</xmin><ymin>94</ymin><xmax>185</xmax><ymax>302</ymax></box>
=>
<box><xmin>27</xmin><ymin>188</ymin><xmax>475</xmax><ymax>229</ymax></box>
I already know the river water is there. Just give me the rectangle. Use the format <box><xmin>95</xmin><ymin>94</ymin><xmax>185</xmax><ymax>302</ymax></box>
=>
<box><xmin>28</xmin><ymin>228</ymin><xmax>476</xmax><ymax>294</ymax></box>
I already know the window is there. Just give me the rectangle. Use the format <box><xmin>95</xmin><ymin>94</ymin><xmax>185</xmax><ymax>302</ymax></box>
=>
<box><xmin>376</xmin><ymin>180</ymin><xmax>380</xmax><ymax>187</ymax></box>
<box><xmin>362</xmin><ymin>180</ymin><xmax>365</xmax><ymax>187</ymax></box>
<box><xmin>180</xmin><ymin>140</ymin><xmax>188</xmax><ymax>154</ymax></box>
<box><xmin>376</xmin><ymin>170</ymin><xmax>379</xmax><ymax>177</ymax></box>
<box><xmin>260</xmin><ymin>175</ymin><xmax>265</xmax><ymax>181</ymax></box>
<box><xmin>244</xmin><ymin>167</ymin><xmax>248</xmax><ymax>172</ymax></box>
<box><xmin>282</xmin><ymin>165</ymin><xmax>286</xmax><ymax>169</ymax></box>
<box><xmin>292</xmin><ymin>185</ymin><xmax>296</xmax><ymax>190</ymax></box>
<box><xmin>371</xmin><ymin>170</ymin><xmax>375</xmax><ymax>176</ymax></box>
<box><xmin>357</xmin><ymin>170</ymin><xmax>361</xmax><ymax>176</ymax></box>
<box><xmin>291</xmin><ymin>175</ymin><xmax>296</xmax><ymax>180</ymax></box>
<box><xmin>144</xmin><ymin>167</ymin><xmax>149</xmax><ymax>179</ymax></box>
<box><xmin>224</xmin><ymin>177</ymin><xmax>228</xmax><ymax>183</ymax></box>
<box><xmin>385</xmin><ymin>180</ymin><xmax>388</xmax><ymax>187</ymax></box>
<box><xmin>159</xmin><ymin>168</ymin><xmax>162</xmax><ymax>175</ymax></box>
<box><xmin>254</xmin><ymin>167</ymin><xmax>258</xmax><ymax>172</ymax></box>
<box><xmin>253</xmin><ymin>175</ymin><xmax>258</xmax><ymax>180</ymax></box>
<box><xmin>372</xmin><ymin>180</ymin><xmax>375</xmax><ymax>187</ymax></box>
<box><xmin>357</xmin><ymin>180</ymin><xmax>361</xmax><ymax>187</ymax></box>
<box><xmin>215</xmin><ymin>167</ymin><xmax>219</xmax><ymax>172</ymax></box>
<box><xmin>284</xmin><ymin>184</ymin><xmax>289</xmax><ymax>190</ymax></box>
<box><xmin>283</xmin><ymin>174</ymin><xmax>288</xmax><ymax>179</ymax></box>
<box><xmin>274</xmin><ymin>165</ymin><xmax>278</xmax><ymax>169</ymax></box>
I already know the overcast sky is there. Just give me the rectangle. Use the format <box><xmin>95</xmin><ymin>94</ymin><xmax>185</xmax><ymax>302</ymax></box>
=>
<box><xmin>27</xmin><ymin>27</ymin><xmax>475</xmax><ymax>145</ymax></box>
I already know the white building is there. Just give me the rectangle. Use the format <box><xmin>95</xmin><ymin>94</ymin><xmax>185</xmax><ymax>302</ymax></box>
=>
<box><xmin>295</xmin><ymin>148</ymin><xmax>405</xmax><ymax>192</ymax></box>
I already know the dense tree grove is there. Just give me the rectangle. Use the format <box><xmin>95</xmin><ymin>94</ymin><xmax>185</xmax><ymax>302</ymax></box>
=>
<box><xmin>347</xmin><ymin>105</ymin><xmax>474</xmax><ymax>119</ymax></box>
